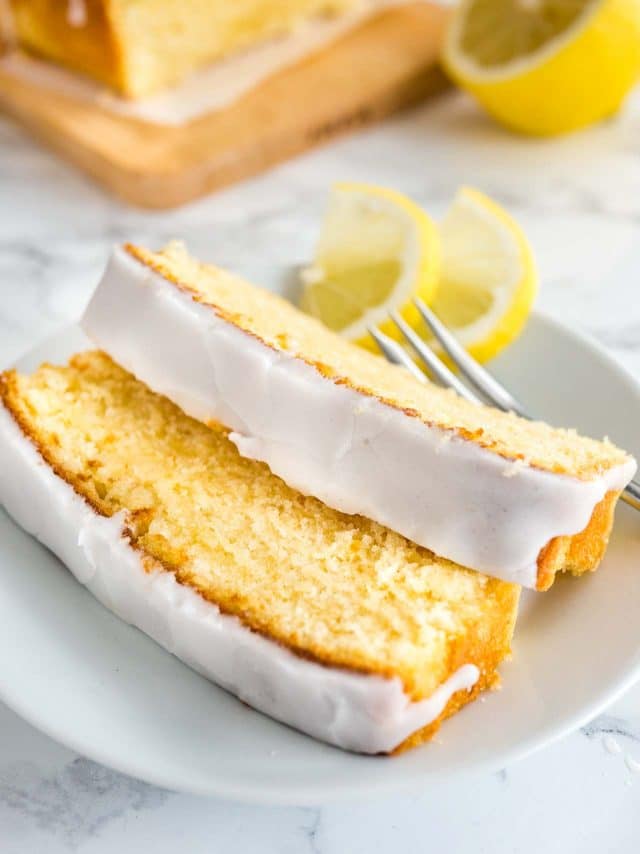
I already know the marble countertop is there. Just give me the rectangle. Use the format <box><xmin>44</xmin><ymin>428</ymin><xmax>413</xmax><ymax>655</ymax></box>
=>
<box><xmin>1</xmin><ymin>87</ymin><xmax>640</xmax><ymax>852</ymax></box>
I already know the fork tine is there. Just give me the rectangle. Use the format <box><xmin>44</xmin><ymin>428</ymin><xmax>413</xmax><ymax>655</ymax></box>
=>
<box><xmin>367</xmin><ymin>326</ymin><xmax>427</xmax><ymax>383</ymax></box>
<box><xmin>622</xmin><ymin>479</ymin><xmax>640</xmax><ymax>511</ymax></box>
<box><xmin>376</xmin><ymin>314</ymin><xmax>640</xmax><ymax>514</ymax></box>
<box><xmin>389</xmin><ymin>311</ymin><xmax>482</xmax><ymax>404</ymax></box>
<box><xmin>413</xmin><ymin>297</ymin><xmax>530</xmax><ymax>418</ymax></box>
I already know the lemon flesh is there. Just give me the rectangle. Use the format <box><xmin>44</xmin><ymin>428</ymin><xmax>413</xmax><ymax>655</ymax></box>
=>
<box><xmin>301</xmin><ymin>261</ymin><xmax>402</xmax><ymax>332</ymax></box>
<box><xmin>444</xmin><ymin>0</ymin><xmax>640</xmax><ymax>135</ymax></box>
<box><xmin>433</xmin><ymin>187</ymin><xmax>537</xmax><ymax>364</ymax></box>
<box><xmin>460</xmin><ymin>0</ymin><xmax>588</xmax><ymax>67</ymax></box>
<box><xmin>300</xmin><ymin>182</ymin><xmax>440</xmax><ymax>349</ymax></box>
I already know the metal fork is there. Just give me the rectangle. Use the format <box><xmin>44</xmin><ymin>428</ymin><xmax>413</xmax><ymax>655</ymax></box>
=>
<box><xmin>368</xmin><ymin>297</ymin><xmax>640</xmax><ymax>511</ymax></box>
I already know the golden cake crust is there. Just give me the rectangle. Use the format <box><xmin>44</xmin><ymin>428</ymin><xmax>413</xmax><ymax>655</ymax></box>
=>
<box><xmin>10</xmin><ymin>0</ymin><xmax>124</xmax><ymax>91</ymax></box>
<box><xmin>535</xmin><ymin>491</ymin><xmax>619</xmax><ymax>590</ymax></box>
<box><xmin>394</xmin><ymin>665</ymin><xmax>500</xmax><ymax>754</ymax></box>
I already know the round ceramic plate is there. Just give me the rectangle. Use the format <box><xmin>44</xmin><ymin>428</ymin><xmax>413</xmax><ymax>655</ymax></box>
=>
<box><xmin>1</xmin><ymin>316</ymin><xmax>639</xmax><ymax>805</ymax></box>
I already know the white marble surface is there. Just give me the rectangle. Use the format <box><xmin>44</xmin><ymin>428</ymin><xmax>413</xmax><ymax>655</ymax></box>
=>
<box><xmin>1</xmin><ymin>87</ymin><xmax>640</xmax><ymax>851</ymax></box>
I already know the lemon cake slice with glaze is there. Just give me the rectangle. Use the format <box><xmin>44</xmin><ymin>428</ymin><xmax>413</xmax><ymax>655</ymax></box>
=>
<box><xmin>7</xmin><ymin>0</ymin><xmax>360</xmax><ymax>98</ymax></box>
<box><xmin>0</xmin><ymin>351</ymin><xmax>519</xmax><ymax>754</ymax></box>
<box><xmin>82</xmin><ymin>243</ymin><xmax>636</xmax><ymax>591</ymax></box>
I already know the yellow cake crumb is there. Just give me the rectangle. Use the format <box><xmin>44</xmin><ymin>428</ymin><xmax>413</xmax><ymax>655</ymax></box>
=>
<box><xmin>1</xmin><ymin>351</ymin><xmax>519</xmax><ymax>749</ymax></box>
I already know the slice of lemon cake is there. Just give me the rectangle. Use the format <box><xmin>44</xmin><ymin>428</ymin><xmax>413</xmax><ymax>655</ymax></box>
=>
<box><xmin>8</xmin><ymin>0</ymin><xmax>359</xmax><ymax>98</ymax></box>
<box><xmin>0</xmin><ymin>352</ymin><xmax>519</xmax><ymax>754</ymax></box>
<box><xmin>82</xmin><ymin>243</ymin><xmax>636</xmax><ymax>591</ymax></box>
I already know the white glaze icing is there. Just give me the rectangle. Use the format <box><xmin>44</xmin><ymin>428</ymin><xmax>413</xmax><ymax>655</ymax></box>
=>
<box><xmin>625</xmin><ymin>754</ymin><xmax>640</xmax><ymax>774</ymax></box>
<box><xmin>67</xmin><ymin>0</ymin><xmax>87</xmax><ymax>28</ymax></box>
<box><xmin>0</xmin><ymin>403</ymin><xmax>479</xmax><ymax>754</ymax></box>
<box><xmin>603</xmin><ymin>735</ymin><xmax>622</xmax><ymax>755</ymax></box>
<box><xmin>81</xmin><ymin>247</ymin><xmax>637</xmax><ymax>589</ymax></box>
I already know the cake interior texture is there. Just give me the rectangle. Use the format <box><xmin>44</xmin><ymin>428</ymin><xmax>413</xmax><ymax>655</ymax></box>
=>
<box><xmin>127</xmin><ymin>242</ymin><xmax>631</xmax><ymax>481</ymax></box>
<box><xmin>9</xmin><ymin>0</ymin><xmax>360</xmax><ymax>97</ymax></box>
<box><xmin>0</xmin><ymin>351</ymin><xmax>519</xmax><ymax>748</ymax></box>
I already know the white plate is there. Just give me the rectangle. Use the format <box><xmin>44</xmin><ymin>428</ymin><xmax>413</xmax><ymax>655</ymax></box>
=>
<box><xmin>1</xmin><ymin>316</ymin><xmax>639</xmax><ymax>805</ymax></box>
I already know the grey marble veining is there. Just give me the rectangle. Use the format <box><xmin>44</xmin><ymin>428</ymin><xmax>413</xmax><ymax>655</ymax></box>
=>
<box><xmin>0</xmin><ymin>758</ymin><xmax>169</xmax><ymax>849</ymax></box>
<box><xmin>2</xmin><ymin>696</ymin><xmax>640</xmax><ymax>854</ymax></box>
<box><xmin>1</xmin><ymin>84</ymin><xmax>640</xmax><ymax>853</ymax></box>
<box><xmin>582</xmin><ymin>714</ymin><xmax>640</xmax><ymax>745</ymax></box>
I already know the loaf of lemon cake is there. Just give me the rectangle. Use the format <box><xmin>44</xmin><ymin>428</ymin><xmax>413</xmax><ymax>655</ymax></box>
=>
<box><xmin>82</xmin><ymin>243</ymin><xmax>636</xmax><ymax>591</ymax></box>
<box><xmin>0</xmin><ymin>352</ymin><xmax>519</xmax><ymax>753</ymax></box>
<box><xmin>8</xmin><ymin>0</ymin><xmax>359</xmax><ymax>97</ymax></box>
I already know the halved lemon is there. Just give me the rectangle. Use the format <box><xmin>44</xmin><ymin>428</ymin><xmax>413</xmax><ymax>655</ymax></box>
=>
<box><xmin>432</xmin><ymin>187</ymin><xmax>537</xmax><ymax>364</ymax></box>
<box><xmin>444</xmin><ymin>0</ymin><xmax>640</xmax><ymax>136</ymax></box>
<box><xmin>299</xmin><ymin>182</ymin><xmax>440</xmax><ymax>350</ymax></box>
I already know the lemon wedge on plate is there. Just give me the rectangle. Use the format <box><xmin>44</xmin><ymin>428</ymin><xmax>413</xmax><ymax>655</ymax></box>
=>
<box><xmin>432</xmin><ymin>187</ymin><xmax>537</xmax><ymax>364</ymax></box>
<box><xmin>299</xmin><ymin>182</ymin><xmax>440</xmax><ymax>349</ymax></box>
<box><xmin>443</xmin><ymin>0</ymin><xmax>640</xmax><ymax>136</ymax></box>
<box><xmin>301</xmin><ymin>183</ymin><xmax>536</xmax><ymax>365</ymax></box>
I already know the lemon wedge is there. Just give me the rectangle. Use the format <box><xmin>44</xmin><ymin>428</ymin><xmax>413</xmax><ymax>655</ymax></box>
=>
<box><xmin>301</xmin><ymin>184</ymin><xmax>536</xmax><ymax>365</ymax></box>
<box><xmin>443</xmin><ymin>0</ymin><xmax>640</xmax><ymax>136</ymax></box>
<box><xmin>300</xmin><ymin>182</ymin><xmax>440</xmax><ymax>349</ymax></box>
<box><xmin>432</xmin><ymin>187</ymin><xmax>537</xmax><ymax>364</ymax></box>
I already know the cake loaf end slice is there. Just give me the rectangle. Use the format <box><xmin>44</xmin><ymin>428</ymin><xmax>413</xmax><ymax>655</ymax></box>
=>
<box><xmin>0</xmin><ymin>351</ymin><xmax>519</xmax><ymax>753</ymax></box>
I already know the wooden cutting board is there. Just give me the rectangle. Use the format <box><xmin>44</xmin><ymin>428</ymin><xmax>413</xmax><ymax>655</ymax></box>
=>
<box><xmin>0</xmin><ymin>3</ymin><xmax>450</xmax><ymax>209</ymax></box>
